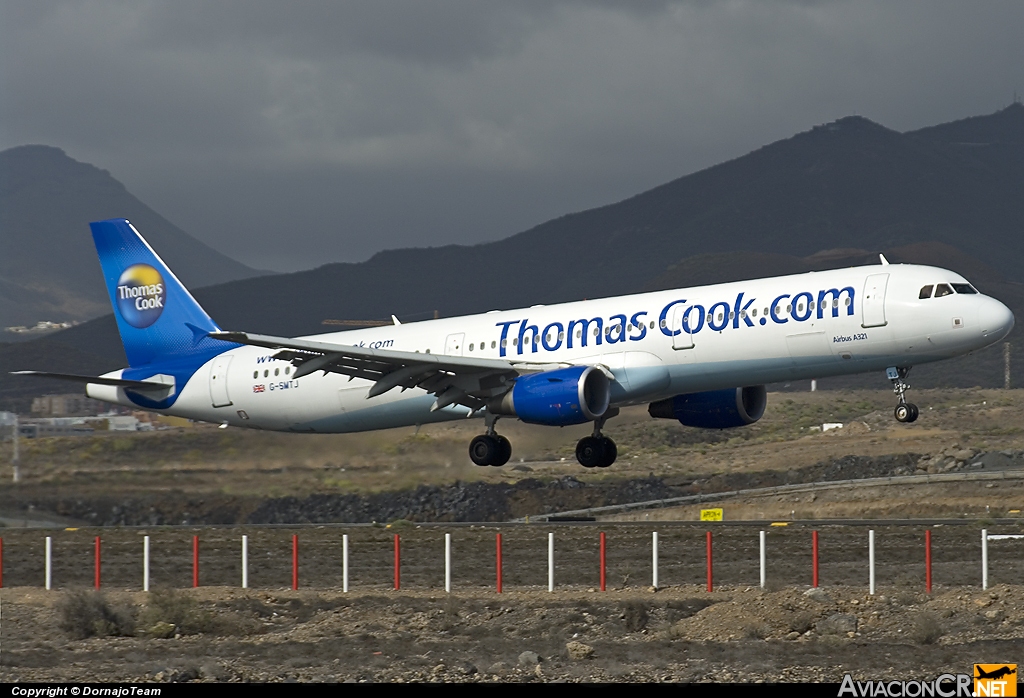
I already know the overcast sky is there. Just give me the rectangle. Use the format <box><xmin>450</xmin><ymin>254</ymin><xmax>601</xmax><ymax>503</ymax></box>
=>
<box><xmin>2</xmin><ymin>1</ymin><xmax>1023</xmax><ymax>272</ymax></box>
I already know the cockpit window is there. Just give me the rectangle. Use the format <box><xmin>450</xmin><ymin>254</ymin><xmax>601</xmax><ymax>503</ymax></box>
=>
<box><xmin>951</xmin><ymin>283</ymin><xmax>978</xmax><ymax>294</ymax></box>
<box><xmin>919</xmin><ymin>285</ymin><xmax>934</xmax><ymax>299</ymax></box>
<box><xmin>934</xmin><ymin>283</ymin><xmax>954</xmax><ymax>298</ymax></box>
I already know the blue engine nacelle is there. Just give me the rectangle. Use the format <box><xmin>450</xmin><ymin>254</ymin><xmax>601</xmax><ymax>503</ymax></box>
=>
<box><xmin>489</xmin><ymin>365</ymin><xmax>611</xmax><ymax>426</ymax></box>
<box><xmin>648</xmin><ymin>386</ymin><xmax>767</xmax><ymax>428</ymax></box>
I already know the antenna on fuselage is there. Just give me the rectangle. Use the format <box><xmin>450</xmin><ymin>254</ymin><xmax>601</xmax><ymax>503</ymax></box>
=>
<box><xmin>879</xmin><ymin>254</ymin><xmax>890</xmax><ymax>266</ymax></box>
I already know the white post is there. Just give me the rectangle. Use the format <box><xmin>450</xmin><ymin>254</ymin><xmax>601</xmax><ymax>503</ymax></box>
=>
<box><xmin>241</xmin><ymin>535</ymin><xmax>248</xmax><ymax>589</ymax></box>
<box><xmin>548</xmin><ymin>532</ymin><xmax>554</xmax><ymax>592</ymax></box>
<box><xmin>342</xmin><ymin>534</ymin><xmax>349</xmax><ymax>593</ymax></box>
<box><xmin>143</xmin><ymin>535</ymin><xmax>150</xmax><ymax>592</ymax></box>
<box><xmin>760</xmin><ymin>530</ymin><xmax>766</xmax><ymax>589</ymax></box>
<box><xmin>444</xmin><ymin>533</ymin><xmax>451</xmax><ymax>593</ymax></box>
<box><xmin>45</xmin><ymin>536</ymin><xmax>52</xmax><ymax>590</ymax></box>
<box><xmin>652</xmin><ymin>532</ymin><xmax>659</xmax><ymax>590</ymax></box>
<box><xmin>982</xmin><ymin>529</ymin><xmax>989</xmax><ymax>590</ymax></box>
<box><xmin>11</xmin><ymin>414</ymin><xmax>19</xmax><ymax>483</ymax></box>
<box><xmin>868</xmin><ymin>530</ymin><xmax>876</xmax><ymax>595</ymax></box>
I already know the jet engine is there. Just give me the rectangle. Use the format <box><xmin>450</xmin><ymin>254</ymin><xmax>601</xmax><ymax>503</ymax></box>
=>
<box><xmin>489</xmin><ymin>365</ymin><xmax>610</xmax><ymax>426</ymax></box>
<box><xmin>648</xmin><ymin>386</ymin><xmax>767</xmax><ymax>428</ymax></box>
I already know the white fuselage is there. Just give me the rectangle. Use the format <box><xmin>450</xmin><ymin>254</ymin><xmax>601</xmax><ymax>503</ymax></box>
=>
<box><xmin>87</xmin><ymin>263</ymin><xmax>1014</xmax><ymax>432</ymax></box>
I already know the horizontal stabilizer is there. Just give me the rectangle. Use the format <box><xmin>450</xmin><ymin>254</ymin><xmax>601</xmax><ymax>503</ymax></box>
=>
<box><xmin>10</xmin><ymin>371</ymin><xmax>173</xmax><ymax>392</ymax></box>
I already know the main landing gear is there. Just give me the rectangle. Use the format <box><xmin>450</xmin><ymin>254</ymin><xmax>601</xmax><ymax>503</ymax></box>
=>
<box><xmin>470</xmin><ymin>413</ymin><xmax>512</xmax><ymax>466</ymax></box>
<box><xmin>576</xmin><ymin>410</ymin><xmax>619</xmax><ymax>468</ymax></box>
<box><xmin>887</xmin><ymin>366</ymin><xmax>919</xmax><ymax>423</ymax></box>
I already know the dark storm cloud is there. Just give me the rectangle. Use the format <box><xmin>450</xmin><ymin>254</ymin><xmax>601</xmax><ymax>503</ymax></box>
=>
<box><xmin>2</xmin><ymin>1</ymin><xmax>1023</xmax><ymax>271</ymax></box>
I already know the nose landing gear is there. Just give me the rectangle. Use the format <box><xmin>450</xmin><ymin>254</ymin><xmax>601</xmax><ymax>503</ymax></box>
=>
<box><xmin>887</xmin><ymin>366</ymin><xmax>919</xmax><ymax>423</ymax></box>
<box><xmin>576</xmin><ymin>409</ymin><xmax>619</xmax><ymax>468</ymax></box>
<box><xmin>469</xmin><ymin>413</ymin><xmax>512</xmax><ymax>466</ymax></box>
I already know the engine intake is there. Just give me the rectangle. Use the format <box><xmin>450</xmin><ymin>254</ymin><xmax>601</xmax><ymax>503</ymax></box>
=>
<box><xmin>489</xmin><ymin>365</ymin><xmax>610</xmax><ymax>426</ymax></box>
<box><xmin>649</xmin><ymin>386</ymin><xmax>767</xmax><ymax>429</ymax></box>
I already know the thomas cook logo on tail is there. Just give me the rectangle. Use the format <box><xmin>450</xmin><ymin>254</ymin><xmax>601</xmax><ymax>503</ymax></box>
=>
<box><xmin>116</xmin><ymin>264</ymin><xmax>166</xmax><ymax>328</ymax></box>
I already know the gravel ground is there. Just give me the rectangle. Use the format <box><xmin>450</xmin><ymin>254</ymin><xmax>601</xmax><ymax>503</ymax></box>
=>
<box><xmin>2</xmin><ymin>524</ymin><xmax>1023</xmax><ymax>683</ymax></box>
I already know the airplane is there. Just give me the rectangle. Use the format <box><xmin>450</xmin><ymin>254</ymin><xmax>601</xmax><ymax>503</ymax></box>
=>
<box><xmin>14</xmin><ymin>218</ymin><xmax>1015</xmax><ymax>468</ymax></box>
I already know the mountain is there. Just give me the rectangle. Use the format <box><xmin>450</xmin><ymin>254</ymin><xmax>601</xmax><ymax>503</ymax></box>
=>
<box><xmin>3</xmin><ymin>105</ymin><xmax>1023</xmax><ymax>407</ymax></box>
<box><xmin>0</xmin><ymin>145</ymin><xmax>264</xmax><ymax>330</ymax></box>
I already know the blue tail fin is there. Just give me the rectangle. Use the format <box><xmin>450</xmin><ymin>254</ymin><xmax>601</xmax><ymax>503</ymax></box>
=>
<box><xmin>90</xmin><ymin>218</ymin><xmax>224</xmax><ymax>367</ymax></box>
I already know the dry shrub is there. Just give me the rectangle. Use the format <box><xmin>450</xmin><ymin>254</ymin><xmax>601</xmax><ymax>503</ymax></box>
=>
<box><xmin>57</xmin><ymin>590</ymin><xmax>136</xmax><ymax>639</ymax></box>
<box><xmin>622</xmin><ymin>601</ymin><xmax>649</xmax><ymax>632</ymax></box>
<box><xmin>909</xmin><ymin>612</ymin><xmax>944</xmax><ymax>645</ymax></box>
<box><xmin>139</xmin><ymin>589</ymin><xmax>215</xmax><ymax>635</ymax></box>
<box><xmin>788</xmin><ymin>611</ymin><xmax>815</xmax><ymax>634</ymax></box>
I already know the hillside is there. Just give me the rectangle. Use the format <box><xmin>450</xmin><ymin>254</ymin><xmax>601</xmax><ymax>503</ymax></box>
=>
<box><xmin>0</xmin><ymin>145</ymin><xmax>264</xmax><ymax>330</ymax></box>
<box><xmin>3</xmin><ymin>105</ymin><xmax>1023</xmax><ymax>406</ymax></box>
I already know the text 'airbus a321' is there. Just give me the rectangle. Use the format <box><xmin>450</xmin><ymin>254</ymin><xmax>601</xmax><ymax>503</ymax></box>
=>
<box><xmin>15</xmin><ymin>219</ymin><xmax>1014</xmax><ymax>468</ymax></box>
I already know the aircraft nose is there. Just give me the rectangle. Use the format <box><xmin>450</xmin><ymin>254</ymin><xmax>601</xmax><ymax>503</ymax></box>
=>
<box><xmin>979</xmin><ymin>297</ymin><xmax>1014</xmax><ymax>341</ymax></box>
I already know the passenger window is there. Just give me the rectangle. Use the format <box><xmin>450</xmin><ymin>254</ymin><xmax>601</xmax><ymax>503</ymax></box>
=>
<box><xmin>253</xmin><ymin>371</ymin><xmax>258</xmax><ymax>379</ymax></box>
<box><xmin>275</xmin><ymin>368</ymin><xmax>280</xmax><ymax>376</ymax></box>
<box><xmin>649</xmin><ymin>321</ymin><xmax>655</xmax><ymax>329</ymax></box>
<box><xmin>491</xmin><ymin>341</ymin><xmax>496</xmax><ymax>348</ymax></box>
<box><xmin>934</xmin><ymin>284</ymin><xmax>954</xmax><ymax>298</ymax></box>
<box><xmin>263</xmin><ymin>370</ymin><xmax>269</xmax><ymax>378</ymax></box>
<box><xmin>919</xmin><ymin>285</ymin><xmax>933</xmax><ymax>299</ymax></box>
<box><xmin>951</xmin><ymin>283</ymin><xmax>977</xmax><ymax>294</ymax></box>
<box><xmin>469</xmin><ymin>343</ymin><xmax>474</xmax><ymax>351</ymax></box>
<box><xmin>751</xmin><ymin>309</ymin><xmax>757</xmax><ymax>317</ymax></box>
<box><xmin>512</xmin><ymin>338</ymin><xmax>518</xmax><ymax>346</ymax></box>
<box><xmin>285</xmin><ymin>367</ymin><xmax>290</xmax><ymax>375</ymax></box>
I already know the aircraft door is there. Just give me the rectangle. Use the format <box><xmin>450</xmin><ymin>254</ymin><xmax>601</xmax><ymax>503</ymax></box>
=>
<box><xmin>862</xmin><ymin>273</ymin><xmax>890</xmax><ymax>328</ymax></box>
<box><xmin>670</xmin><ymin>304</ymin><xmax>696</xmax><ymax>350</ymax></box>
<box><xmin>209</xmin><ymin>355</ymin><xmax>233</xmax><ymax>407</ymax></box>
<box><xmin>445</xmin><ymin>333</ymin><xmax>465</xmax><ymax>356</ymax></box>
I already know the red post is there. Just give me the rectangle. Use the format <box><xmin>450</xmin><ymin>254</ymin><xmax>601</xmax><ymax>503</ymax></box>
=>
<box><xmin>599</xmin><ymin>532</ymin><xmax>606</xmax><ymax>591</ymax></box>
<box><xmin>925</xmin><ymin>530</ymin><xmax>932</xmax><ymax>593</ymax></box>
<box><xmin>94</xmin><ymin>536</ymin><xmax>101</xmax><ymax>590</ymax></box>
<box><xmin>496</xmin><ymin>533</ymin><xmax>503</xmax><ymax>593</ymax></box>
<box><xmin>192</xmin><ymin>535</ymin><xmax>199</xmax><ymax>588</ymax></box>
<box><xmin>812</xmin><ymin>530</ymin><xmax>819</xmax><ymax>588</ymax></box>
<box><xmin>292</xmin><ymin>534</ymin><xmax>299</xmax><ymax>590</ymax></box>
<box><xmin>706</xmin><ymin>531</ymin><xmax>713</xmax><ymax>592</ymax></box>
<box><xmin>394</xmin><ymin>534</ymin><xmax>400</xmax><ymax>590</ymax></box>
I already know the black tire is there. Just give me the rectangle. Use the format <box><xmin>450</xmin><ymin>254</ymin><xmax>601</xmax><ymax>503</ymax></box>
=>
<box><xmin>894</xmin><ymin>404</ymin><xmax>911</xmax><ymax>423</ymax></box>
<box><xmin>493</xmin><ymin>435</ymin><xmax>512</xmax><ymax>466</ymax></box>
<box><xmin>576</xmin><ymin>436</ymin><xmax>604</xmax><ymax>468</ymax></box>
<box><xmin>907</xmin><ymin>403</ymin><xmax>919</xmax><ymax>423</ymax></box>
<box><xmin>469</xmin><ymin>435</ymin><xmax>498</xmax><ymax>466</ymax></box>
<box><xmin>597</xmin><ymin>437</ymin><xmax>617</xmax><ymax>467</ymax></box>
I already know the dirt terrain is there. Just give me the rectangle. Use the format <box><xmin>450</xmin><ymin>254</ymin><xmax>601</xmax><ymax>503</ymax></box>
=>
<box><xmin>2</xmin><ymin>388</ymin><xmax>1024</xmax><ymax>682</ymax></box>
<box><xmin>2</xmin><ymin>524</ymin><xmax>1023</xmax><ymax>682</ymax></box>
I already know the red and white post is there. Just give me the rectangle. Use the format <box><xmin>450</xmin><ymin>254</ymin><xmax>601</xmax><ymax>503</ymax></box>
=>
<box><xmin>812</xmin><ymin>530</ymin><xmax>819</xmax><ymax>588</ymax></box>
<box><xmin>393</xmin><ymin>534</ymin><xmax>401</xmax><ymax>590</ymax></box>
<box><xmin>496</xmin><ymin>533</ymin><xmax>503</xmax><ymax>593</ymax></box>
<box><xmin>599</xmin><ymin>532</ymin><xmax>606</xmax><ymax>592</ymax></box>
<box><xmin>706</xmin><ymin>531</ymin><xmax>713</xmax><ymax>592</ymax></box>
<box><xmin>925</xmin><ymin>530</ymin><xmax>932</xmax><ymax>593</ymax></box>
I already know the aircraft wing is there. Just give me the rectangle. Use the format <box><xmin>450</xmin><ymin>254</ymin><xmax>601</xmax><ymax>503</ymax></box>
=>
<box><xmin>209</xmin><ymin>331</ymin><xmax>568</xmax><ymax>412</ymax></box>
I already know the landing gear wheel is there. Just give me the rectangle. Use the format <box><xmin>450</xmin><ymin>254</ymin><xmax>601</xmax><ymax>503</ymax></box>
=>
<box><xmin>576</xmin><ymin>436</ymin><xmax>617</xmax><ymax>468</ymax></box>
<box><xmin>493</xmin><ymin>435</ymin><xmax>512</xmax><ymax>466</ymax></box>
<box><xmin>576</xmin><ymin>436</ymin><xmax>604</xmax><ymax>468</ymax></box>
<box><xmin>894</xmin><ymin>404</ymin><xmax>911</xmax><ymax>423</ymax></box>
<box><xmin>597</xmin><ymin>437</ymin><xmax>617</xmax><ymax>468</ymax></box>
<box><xmin>470</xmin><ymin>435</ymin><xmax>499</xmax><ymax>466</ymax></box>
<box><xmin>906</xmin><ymin>403</ymin><xmax>919</xmax><ymax>423</ymax></box>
